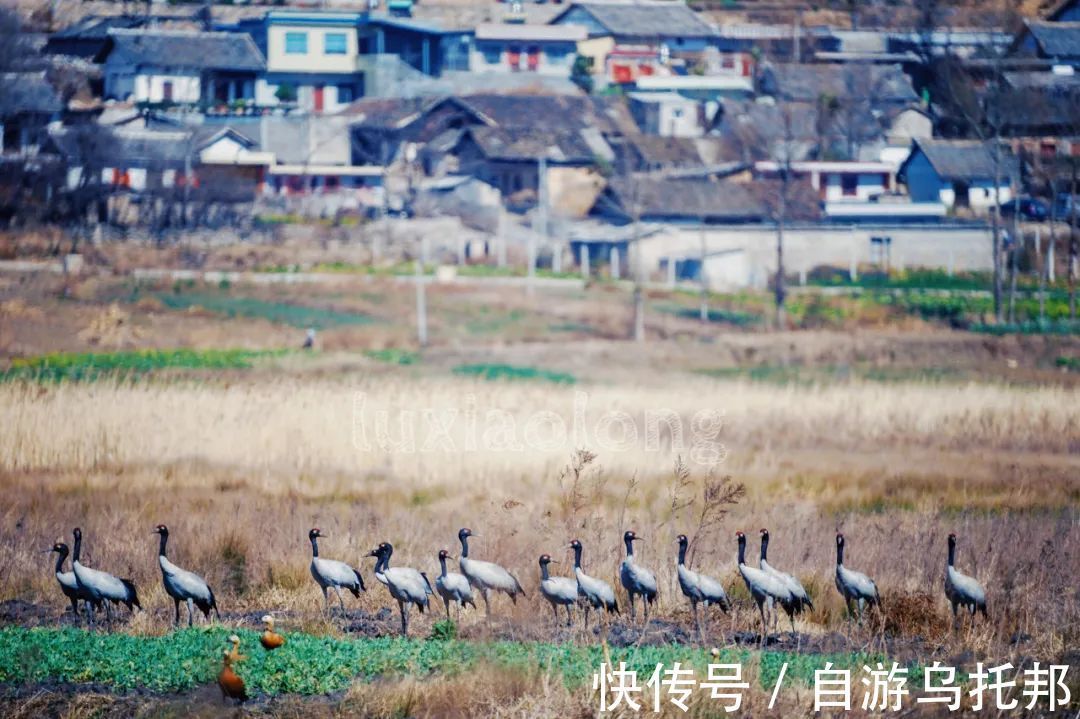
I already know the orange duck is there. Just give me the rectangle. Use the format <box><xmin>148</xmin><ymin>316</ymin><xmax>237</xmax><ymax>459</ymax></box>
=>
<box><xmin>218</xmin><ymin>635</ymin><xmax>248</xmax><ymax>705</ymax></box>
<box><xmin>260</xmin><ymin>614</ymin><xmax>285</xmax><ymax>650</ymax></box>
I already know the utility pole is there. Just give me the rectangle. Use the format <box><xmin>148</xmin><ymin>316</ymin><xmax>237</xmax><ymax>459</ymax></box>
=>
<box><xmin>632</xmin><ymin>213</ymin><xmax>644</xmax><ymax>342</ymax></box>
<box><xmin>529</xmin><ymin>155</ymin><xmax>546</xmax><ymax>297</ymax></box>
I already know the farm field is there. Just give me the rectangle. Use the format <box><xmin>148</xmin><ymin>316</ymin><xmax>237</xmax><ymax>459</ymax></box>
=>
<box><xmin>0</xmin><ymin>263</ymin><xmax>1078</xmax><ymax>717</ymax></box>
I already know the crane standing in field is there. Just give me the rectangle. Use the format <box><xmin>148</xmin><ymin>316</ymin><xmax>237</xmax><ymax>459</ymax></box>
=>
<box><xmin>71</xmin><ymin>528</ymin><xmax>141</xmax><ymax>627</ymax></box>
<box><xmin>675</xmin><ymin>534</ymin><xmax>729</xmax><ymax>638</ymax></box>
<box><xmin>538</xmin><ymin>554</ymin><xmax>577</xmax><ymax>627</ymax></box>
<box><xmin>758</xmin><ymin>528</ymin><xmax>812</xmax><ymax>633</ymax></box>
<box><xmin>153</xmin><ymin>524</ymin><xmax>219</xmax><ymax>627</ymax></box>
<box><xmin>620</xmin><ymin>530</ymin><xmax>658</xmax><ymax>623</ymax></box>
<box><xmin>457</xmin><ymin>528</ymin><xmax>527</xmax><ymax>617</ymax></box>
<box><xmin>368</xmin><ymin>542</ymin><xmax>433</xmax><ymax>636</ymax></box>
<box><xmin>736</xmin><ymin>531</ymin><xmax>793</xmax><ymax>646</ymax></box>
<box><xmin>567</xmin><ymin>539</ymin><xmax>618</xmax><ymax>629</ymax></box>
<box><xmin>834</xmin><ymin>533</ymin><xmax>880</xmax><ymax>621</ymax></box>
<box><xmin>434</xmin><ymin>549</ymin><xmax>475</xmax><ymax>619</ymax></box>
<box><xmin>308</xmin><ymin>528</ymin><xmax>365</xmax><ymax>616</ymax></box>
<box><xmin>945</xmin><ymin>533</ymin><xmax>987</xmax><ymax>628</ymax></box>
<box><xmin>49</xmin><ymin>542</ymin><xmax>101</xmax><ymax>621</ymax></box>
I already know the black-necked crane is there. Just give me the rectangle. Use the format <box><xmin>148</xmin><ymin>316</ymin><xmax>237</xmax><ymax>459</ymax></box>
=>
<box><xmin>218</xmin><ymin>634</ymin><xmax>248</xmax><ymax>705</ymax></box>
<box><xmin>834</xmin><ymin>533</ymin><xmax>880</xmax><ymax>620</ymax></box>
<box><xmin>49</xmin><ymin>542</ymin><xmax>101</xmax><ymax>620</ymax></box>
<box><xmin>435</xmin><ymin>549</ymin><xmax>475</xmax><ymax>619</ymax></box>
<box><xmin>369</xmin><ymin>542</ymin><xmax>433</xmax><ymax>636</ymax></box>
<box><xmin>538</xmin><ymin>554</ymin><xmax>577</xmax><ymax>627</ymax></box>
<box><xmin>945</xmin><ymin>532</ymin><xmax>987</xmax><ymax>627</ymax></box>
<box><xmin>736</xmin><ymin>530</ymin><xmax>793</xmax><ymax>646</ymax></box>
<box><xmin>70</xmin><ymin>528</ymin><xmax>141</xmax><ymax>627</ymax></box>
<box><xmin>758</xmin><ymin>528</ymin><xmax>813</xmax><ymax>632</ymax></box>
<box><xmin>260</xmin><ymin>614</ymin><xmax>285</xmax><ymax>650</ymax></box>
<box><xmin>675</xmin><ymin>534</ymin><xmax>729</xmax><ymax>636</ymax></box>
<box><xmin>308</xmin><ymin>528</ymin><xmax>365</xmax><ymax>616</ymax></box>
<box><xmin>457</xmin><ymin>528</ymin><xmax>527</xmax><ymax>616</ymax></box>
<box><xmin>153</xmin><ymin>524</ymin><xmax>219</xmax><ymax>627</ymax></box>
<box><xmin>620</xmin><ymin>530</ymin><xmax>658</xmax><ymax>622</ymax></box>
<box><xmin>567</xmin><ymin>539</ymin><xmax>618</xmax><ymax>629</ymax></box>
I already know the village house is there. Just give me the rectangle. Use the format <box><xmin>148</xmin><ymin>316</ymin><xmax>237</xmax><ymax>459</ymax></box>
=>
<box><xmin>97</xmin><ymin>29</ymin><xmax>264</xmax><ymax>106</ymax></box>
<box><xmin>1014</xmin><ymin>20</ymin><xmax>1080</xmax><ymax>70</ymax></box>
<box><xmin>627</xmin><ymin>92</ymin><xmax>703</xmax><ymax>137</ymax></box>
<box><xmin>899</xmin><ymin>138</ymin><xmax>1015</xmax><ymax>214</ymax></box>
<box><xmin>753</xmin><ymin>160</ymin><xmax>895</xmax><ymax>203</ymax></box>
<box><xmin>359</xmin><ymin>17</ymin><xmax>473</xmax><ymax>78</ymax></box>
<box><xmin>236</xmin><ymin>11</ymin><xmax>363</xmax><ymax>113</ymax></box>
<box><xmin>1</xmin><ymin>72</ymin><xmax>63</xmax><ymax>154</ymax></box>
<box><xmin>549</xmin><ymin>1</ymin><xmax>718</xmax><ymax>84</ymax></box>
<box><xmin>470</xmin><ymin>24</ymin><xmax>585</xmax><ymax>77</ymax></box>
<box><xmin>758</xmin><ymin>62</ymin><xmax>917</xmax><ymax>109</ymax></box>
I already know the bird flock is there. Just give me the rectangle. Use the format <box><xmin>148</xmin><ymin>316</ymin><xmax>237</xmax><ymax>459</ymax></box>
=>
<box><xmin>49</xmin><ymin>525</ymin><xmax>989</xmax><ymax>647</ymax></box>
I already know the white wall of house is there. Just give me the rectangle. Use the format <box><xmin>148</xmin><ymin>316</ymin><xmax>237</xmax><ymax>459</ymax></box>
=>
<box><xmin>629</xmin><ymin>94</ymin><xmax>702</xmax><ymax>137</ymax></box>
<box><xmin>469</xmin><ymin>40</ymin><xmax>577</xmax><ymax>77</ymax></box>
<box><xmin>821</xmin><ymin>173</ymin><xmax>888</xmax><ymax>202</ymax></box>
<box><xmin>255</xmin><ymin>78</ymin><xmax>352</xmax><ymax>112</ymax></box>
<box><xmin>129</xmin><ymin>73</ymin><xmax>201</xmax><ymax>103</ymax></box>
<box><xmin>966</xmin><ymin>179</ymin><xmax>1012</xmax><ymax>210</ymax></box>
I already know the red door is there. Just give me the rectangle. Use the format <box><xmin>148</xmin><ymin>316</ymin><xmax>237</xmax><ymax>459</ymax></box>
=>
<box><xmin>314</xmin><ymin>85</ymin><xmax>325</xmax><ymax>113</ymax></box>
<box><xmin>526</xmin><ymin>46</ymin><xmax>540</xmax><ymax>71</ymax></box>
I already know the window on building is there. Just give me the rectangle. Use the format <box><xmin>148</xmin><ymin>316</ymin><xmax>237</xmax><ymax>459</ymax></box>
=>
<box><xmin>324</xmin><ymin>32</ymin><xmax>348</xmax><ymax>55</ymax></box>
<box><xmin>337</xmin><ymin>84</ymin><xmax>354</xmax><ymax>103</ymax></box>
<box><xmin>480</xmin><ymin>43</ymin><xmax>501</xmax><ymax>65</ymax></box>
<box><xmin>841</xmin><ymin>174</ymin><xmax>858</xmax><ymax>196</ymax></box>
<box><xmin>285</xmin><ymin>32</ymin><xmax>308</xmax><ymax>55</ymax></box>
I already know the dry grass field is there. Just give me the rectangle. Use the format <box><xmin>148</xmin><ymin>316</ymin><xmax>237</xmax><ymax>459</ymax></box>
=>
<box><xmin>0</xmin><ymin>264</ymin><xmax>1078</xmax><ymax>716</ymax></box>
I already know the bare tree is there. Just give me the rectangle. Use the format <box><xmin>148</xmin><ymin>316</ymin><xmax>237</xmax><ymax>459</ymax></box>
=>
<box><xmin>730</xmin><ymin>104</ymin><xmax>814</xmax><ymax>328</ymax></box>
<box><xmin>927</xmin><ymin>1</ymin><xmax>1025</xmax><ymax>323</ymax></box>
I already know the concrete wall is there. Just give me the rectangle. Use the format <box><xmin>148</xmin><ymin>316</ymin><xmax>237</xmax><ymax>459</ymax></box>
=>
<box><xmin>639</xmin><ymin>224</ymin><xmax>993</xmax><ymax>289</ymax></box>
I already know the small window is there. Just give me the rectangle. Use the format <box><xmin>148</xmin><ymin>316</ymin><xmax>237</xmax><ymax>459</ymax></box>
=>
<box><xmin>480</xmin><ymin>43</ymin><xmax>501</xmax><ymax>64</ymax></box>
<box><xmin>324</xmin><ymin>32</ymin><xmax>348</xmax><ymax>55</ymax></box>
<box><xmin>285</xmin><ymin>32</ymin><xmax>308</xmax><ymax>55</ymax></box>
<box><xmin>841</xmin><ymin>174</ymin><xmax>858</xmax><ymax>196</ymax></box>
<box><xmin>337</xmin><ymin>84</ymin><xmax>354</xmax><ymax>103</ymax></box>
<box><xmin>672</xmin><ymin>108</ymin><xmax>683</xmax><ymax>118</ymax></box>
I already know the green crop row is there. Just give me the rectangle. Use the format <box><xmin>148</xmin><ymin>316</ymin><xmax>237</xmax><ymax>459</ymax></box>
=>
<box><xmin>155</xmin><ymin>292</ymin><xmax>377</xmax><ymax>329</ymax></box>
<box><xmin>0</xmin><ymin>626</ymin><xmax>885</xmax><ymax>696</ymax></box>
<box><xmin>452</xmin><ymin>363</ymin><xmax>576</xmax><ymax>384</ymax></box>
<box><xmin>0</xmin><ymin>349</ymin><xmax>286</xmax><ymax>383</ymax></box>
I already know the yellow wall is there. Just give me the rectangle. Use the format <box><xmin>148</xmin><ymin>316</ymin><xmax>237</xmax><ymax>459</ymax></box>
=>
<box><xmin>576</xmin><ymin>37</ymin><xmax>614</xmax><ymax>75</ymax></box>
<box><xmin>266</xmin><ymin>24</ymin><xmax>358</xmax><ymax>73</ymax></box>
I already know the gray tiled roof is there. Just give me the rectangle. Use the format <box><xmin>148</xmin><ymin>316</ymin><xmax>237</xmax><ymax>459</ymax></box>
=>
<box><xmin>606</xmin><ymin>175</ymin><xmax>764</xmax><ymax>220</ymax></box>
<box><xmin>1026</xmin><ymin>21</ymin><xmax>1080</xmax><ymax>59</ymax></box>
<box><xmin>47</xmin><ymin>126</ymin><xmax>194</xmax><ymax>167</ymax></box>
<box><xmin>466</xmin><ymin>125</ymin><xmax>598</xmax><ymax>163</ymax></box>
<box><xmin>103</xmin><ymin>29</ymin><xmax>265</xmax><ymax>72</ymax></box>
<box><xmin>763</xmin><ymin>63</ymin><xmax>917</xmax><ymax>104</ymax></box>
<box><xmin>911</xmin><ymin>139</ymin><xmax>1012</xmax><ymax>181</ymax></box>
<box><xmin>554</xmin><ymin>2</ymin><xmax>715</xmax><ymax>39</ymax></box>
